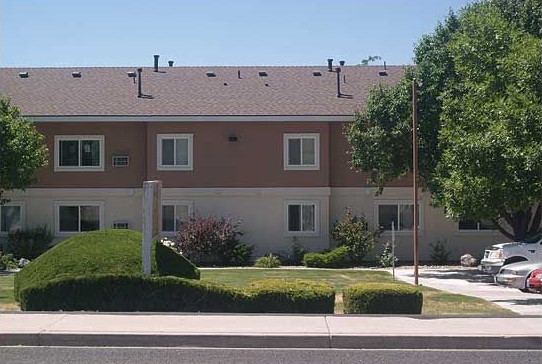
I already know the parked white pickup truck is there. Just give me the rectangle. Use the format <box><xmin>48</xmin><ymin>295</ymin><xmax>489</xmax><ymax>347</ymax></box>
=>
<box><xmin>480</xmin><ymin>236</ymin><xmax>542</xmax><ymax>274</ymax></box>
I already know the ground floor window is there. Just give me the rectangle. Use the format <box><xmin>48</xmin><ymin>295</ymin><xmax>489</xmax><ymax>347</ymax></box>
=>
<box><xmin>0</xmin><ymin>203</ymin><xmax>24</xmax><ymax>234</ymax></box>
<box><xmin>56</xmin><ymin>202</ymin><xmax>103</xmax><ymax>234</ymax></box>
<box><xmin>162</xmin><ymin>201</ymin><xmax>192</xmax><ymax>234</ymax></box>
<box><xmin>285</xmin><ymin>200</ymin><xmax>318</xmax><ymax>234</ymax></box>
<box><xmin>376</xmin><ymin>201</ymin><xmax>421</xmax><ymax>231</ymax></box>
<box><xmin>458</xmin><ymin>219</ymin><xmax>494</xmax><ymax>231</ymax></box>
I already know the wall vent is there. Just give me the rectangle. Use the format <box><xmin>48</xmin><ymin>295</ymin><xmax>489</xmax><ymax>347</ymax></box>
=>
<box><xmin>112</xmin><ymin>155</ymin><xmax>130</xmax><ymax>167</ymax></box>
<box><xmin>113</xmin><ymin>221</ymin><xmax>130</xmax><ymax>229</ymax></box>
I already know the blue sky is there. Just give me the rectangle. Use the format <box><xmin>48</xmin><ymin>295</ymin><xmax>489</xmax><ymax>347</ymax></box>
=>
<box><xmin>1</xmin><ymin>0</ymin><xmax>473</xmax><ymax>67</ymax></box>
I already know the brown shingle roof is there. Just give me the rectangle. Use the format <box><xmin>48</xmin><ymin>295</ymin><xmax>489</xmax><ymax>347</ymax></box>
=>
<box><xmin>0</xmin><ymin>66</ymin><xmax>404</xmax><ymax>117</ymax></box>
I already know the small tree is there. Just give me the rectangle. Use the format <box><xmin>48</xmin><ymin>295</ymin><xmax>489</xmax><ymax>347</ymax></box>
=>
<box><xmin>331</xmin><ymin>209</ymin><xmax>379</xmax><ymax>265</ymax></box>
<box><xmin>0</xmin><ymin>97</ymin><xmax>48</xmax><ymax>204</ymax></box>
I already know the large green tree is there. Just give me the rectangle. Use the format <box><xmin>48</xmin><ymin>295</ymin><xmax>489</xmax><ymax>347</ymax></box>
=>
<box><xmin>347</xmin><ymin>0</ymin><xmax>542</xmax><ymax>241</ymax></box>
<box><xmin>0</xmin><ymin>97</ymin><xmax>48</xmax><ymax>204</ymax></box>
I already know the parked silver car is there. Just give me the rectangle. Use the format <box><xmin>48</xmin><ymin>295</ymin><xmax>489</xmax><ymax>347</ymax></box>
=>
<box><xmin>495</xmin><ymin>261</ymin><xmax>542</xmax><ymax>292</ymax></box>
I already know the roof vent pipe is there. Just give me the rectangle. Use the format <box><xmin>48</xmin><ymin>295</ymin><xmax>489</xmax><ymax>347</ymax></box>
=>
<box><xmin>335</xmin><ymin>67</ymin><xmax>341</xmax><ymax>97</ymax></box>
<box><xmin>327</xmin><ymin>58</ymin><xmax>333</xmax><ymax>72</ymax></box>
<box><xmin>153</xmin><ymin>55</ymin><xmax>159</xmax><ymax>72</ymax></box>
<box><xmin>339</xmin><ymin>60</ymin><xmax>345</xmax><ymax>66</ymax></box>
<box><xmin>137</xmin><ymin>68</ymin><xmax>143</xmax><ymax>98</ymax></box>
<box><xmin>384</xmin><ymin>61</ymin><xmax>387</xmax><ymax>70</ymax></box>
<box><xmin>168</xmin><ymin>60</ymin><xmax>174</xmax><ymax>67</ymax></box>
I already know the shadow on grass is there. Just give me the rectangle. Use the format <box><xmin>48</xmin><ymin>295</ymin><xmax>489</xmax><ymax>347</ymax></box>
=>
<box><xmin>415</xmin><ymin>269</ymin><xmax>495</xmax><ymax>284</ymax></box>
<box><xmin>491</xmin><ymin>298</ymin><xmax>542</xmax><ymax>306</ymax></box>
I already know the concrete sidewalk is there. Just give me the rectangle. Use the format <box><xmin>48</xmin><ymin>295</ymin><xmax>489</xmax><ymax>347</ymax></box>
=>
<box><xmin>391</xmin><ymin>267</ymin><xmax>542</xmax><ymax>315</ymax></box>
<box><xmin>1</xmin><ymin>313</ymin><xmax>540</xmax><ymax>349</ymax></box>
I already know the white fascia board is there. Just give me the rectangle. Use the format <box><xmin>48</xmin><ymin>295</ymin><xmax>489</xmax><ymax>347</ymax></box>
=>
<box><xmin>26</xmin><ymin>115</ymin><xmax>354</xmax><ymax>123</ymax></box>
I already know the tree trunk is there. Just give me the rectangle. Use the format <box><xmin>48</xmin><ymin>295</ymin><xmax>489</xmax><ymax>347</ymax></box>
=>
<box><xmin>495</xmin><ymin>204</ymin><xmax>542</xmax><ymax>241</ymax></box>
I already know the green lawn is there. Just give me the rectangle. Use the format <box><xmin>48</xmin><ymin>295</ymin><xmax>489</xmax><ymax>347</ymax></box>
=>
<box><xmin>201</xmin><ymin>268</ymin><xmax>515</xmax><ymax>315</ymax></box>
<box><xmin>0</xmin><ymin>274</ymin><xmax>18</xmax><ymax>311</ymax></box>
<box><xmin>1</xmin><ymin>268</ymin><xmax>515</xmax><ymax>315</ymax></box>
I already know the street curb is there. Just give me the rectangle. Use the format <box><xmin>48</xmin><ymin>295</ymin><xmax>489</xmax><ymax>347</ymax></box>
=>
<box><xmin>2</xmin><ymin>333</ymin><xmax>541</xmax><ymax>349</ymax></box>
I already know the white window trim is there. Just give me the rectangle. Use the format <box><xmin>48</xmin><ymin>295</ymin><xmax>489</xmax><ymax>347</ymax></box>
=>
<box><xmin>54</xmin><ymin>135</ymin><xmax>105</xmax><ymax>172</ymax></box>
<box><xmin>284</xmin><ymin>199</ymin><xmax>319</xmax><ymax>237</ymax></box>
<box><xmin>157</xmin><ymin>134</ymin><xmax>193</xmax><ymax>171</ymax></box>
<box><xmin>374</xmin><ymin>200</ymin><xmax>424</xmax><ymax>234</ymax></box>
<box><xmin>161</xmin><ymin>200</ymin><xmax>194</xmax><ymax>236</ymax></box>
<box><xmin>0</xmin><ymin>201</ymin><xmax>25</xmax><ymax>236</ymax></box>
<box><xmin>283</xmin><ymin>133</ymin><xmax>320</xmax><ymax>170</ymax></box>
<box><xmin>54</xmin><ymin>200</ymin><xmax>105</xmax><ymax>237</ymax></box>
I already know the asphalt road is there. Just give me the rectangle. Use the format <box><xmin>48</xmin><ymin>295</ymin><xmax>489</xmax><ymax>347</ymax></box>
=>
<box><xmin>1</xmin><ymin>347</ymin><xmax>540</xmax><ymax>364</ymax></box>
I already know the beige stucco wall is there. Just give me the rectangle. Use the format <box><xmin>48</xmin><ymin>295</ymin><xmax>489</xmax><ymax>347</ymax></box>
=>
<box><xmin>4</xmin><ymin>187</ymin><xmax>330</xmax><ymax>256</ymax></box>
<box><xmin>330</xmin><ymin>187</ymin><xmax>509</xmax><ymax>261</ymax></box>
<box><xmin>4</xmin><ymin>187</ymin><xmax>509</xmax><ymax>261</ymax></box>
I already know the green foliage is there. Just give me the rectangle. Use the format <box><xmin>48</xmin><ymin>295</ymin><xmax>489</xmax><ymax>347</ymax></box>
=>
<box><xmin>6</xmin><ymin>225</ymin><xmax>53</xmax><ymax>260</ymax></box>
<box><xmin>174</xmin><ymin>216</ymin><xmax>252</xmax><ymax>266</ymax></box>
<box><xmin>376</xmin><ymin>242</ymin><xmax>398</xmax><ymax>268</ymax></box>
<box><xmin>254</xmin><ymin>254</ymin><xmax>281</xmax><ymax>268</ymax></box>
<box><xmin>246</xmin><ymin>279</ymin><xmax>335</xmax><ymax>314</ymax></box>
<box><xmin>302</xmin><ymin>245</ymin><xmax>349</xmax><ymax>268</ymax></box>
<box><xmin>18</xmin><ymin>275</ymin><xmax>335</xmax><ymax>313</ymax></box>
<box><xmin>429</xmin><ymin>240</ymin><xmax>452</xmax><ymax>265</ymax></box>
<box><xmin>346</xmin><ymin>0</ymin><xmax>542</xmax><ymax>241</ymax></box>
<box><xmin>331</xmin><ymin>210</ymin><xmax>378</xmax><ymax>264</ymax></box>
<box><xmin>14</xmin><ymin>229</ymin><xmax>199</xmax><ymax>301</ymax></box>
<box><xmin>0</xmin><ymin>97</ymin><xmax>48</xmax><ymax>204</ymax></box>
<box><xmin>343</xmin><ymin>283</ymin><xmax>423</xmax><ymax>314</ymax></box>
<box><xmin>0</xmin><ymin>253</ymin><xmax>18</xmax><ymax>270</ymax></box>
<box><xmin>155</xmin><ymin>240</ymin><xmax>200</xmax><ymax>279</ymax></box>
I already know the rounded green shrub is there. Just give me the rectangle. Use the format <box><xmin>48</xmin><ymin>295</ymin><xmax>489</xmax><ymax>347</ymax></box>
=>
<box><xmin>19</xmin><ymin>274</ymin><xmax>241</xmax><ymax>312</ymax></box>
<box><xmin>254</xmin><ymin>254</ymin><xmax>281</xmax><ymax>268</ymax></box>
<box><xmin>14</xmin><ymin>229</ymin><xmax>199</xmax><ymax>301</ymax></box>
<box><xmin>19</xmin><ymin>275</ymin><xmax>335</xmax><ymax>313</ymax></box>
<box><xmin>302</xmin><ymin>245</ymin><xmax>349</xmax><ymax>268</ymax></box>
<box><xmin>246</xmin><ymin>279</ymin><xmax>335</xmax><ymax>313</ymax></box>
<box><xmin>343</xmin><ymin>283</ymin><xmax>423</xmax><ymax>314</ymax></box>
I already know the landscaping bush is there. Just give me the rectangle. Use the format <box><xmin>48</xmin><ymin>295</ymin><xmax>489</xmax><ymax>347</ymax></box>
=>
<box><xmin>254</xmin><ymin>254</ymin><xmax>281</xmax><ymax>268</ymax></box>
<box><xmin>331</xmin><ymin>209</ymin><xmax>379</xmax><ymax>265</ymax></box>
<box><xmin>279</xmin><ymin>237</ymin><xmax>307</xmax><ymax>265</ymax></box>
<box><xmin>19</xmin><ymin>275</ymin><xmax>242</xmax><ymax>312</ymax></box>
<box><xmin>302</xmin><ymin>245</ymin><xmax>349</xmax><ymax>268</ymax></box>
<box><xmin>246</xmin><ymin>279</ymin><xmax>335</xmax><ymax>313</ymax></box>
<box><xmin>0</xmin><ymin>252</ymin><xmax>18</xmax><ymax>270</ymax></box>
<box><xmin>429</xmin><ymin>240</ymin><xmax>452</xmax><ymax>265</ymax></box>
<box><xmin>14</xmin><ymin>229</ymin><xmax>199</xmax><ymax>301</ymax></box>
<box><xmin>376</xmin><ymin>242</ymin><xmax>398</xmax><ymax>268</ymax></box>
<box><xmin>6</xmin><ymin>225</ymin><xmax>53</xmax><ymax>260</ymax></box>
<box><xmin>174</xmin><ymin>216</ymin><xmax>252</xmax><ymax>266</ymax></box>
<box><xmin>343</xmin><ymin>283</ymin><xmax>423</xmax><ymax>314</ymax></box>
<box><xmin>19</xmin><ymin>275</ymin><xmax>335</xmax><ymax>313</ymax></box>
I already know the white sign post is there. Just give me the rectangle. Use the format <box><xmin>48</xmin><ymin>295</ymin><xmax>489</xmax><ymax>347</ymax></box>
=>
<box><xmin>142</xmin><ymin>180</ymin><xmax>162</xmax><ymax>276</ymax></box>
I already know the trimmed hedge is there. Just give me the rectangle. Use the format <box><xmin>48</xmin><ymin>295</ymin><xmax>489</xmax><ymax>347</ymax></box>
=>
<box><xmin>15</xmin><ymin>230</ymin><xmax>199</xmax><ymax>301</ymax></box>
<box><xmin>343</xmin><ymin>283</ymin><xmax>423</xmax><ymax>314</ymax></box>
<box><xmin>246</xmin><ymin>279</ymin><xmax>335</xmax><ymax>313</ymax></box>
<box><xmin>302</xmin><ymin>246</ymin><xmax>349</xmax><ymax>268</ymax></box>
<box><xmin>19</xmin><ymin>275</ymin><xmax>335</xmax><ymax>313</ymax></box>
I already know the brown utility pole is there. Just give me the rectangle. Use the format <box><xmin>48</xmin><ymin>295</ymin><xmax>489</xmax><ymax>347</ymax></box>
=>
<box><xmin>412</xmin><ymin>79</ymin><xmax>419</xmax><ymax>286</ymax></box>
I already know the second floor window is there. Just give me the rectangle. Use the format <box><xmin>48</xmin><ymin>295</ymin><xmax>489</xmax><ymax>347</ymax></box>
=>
<box><xmin>284</xmin><ymin>133</ymin><xmax>320</xmax><ymax>170</ymax></box>
<box><xmin>54</xmin><ymin>135</ymin><xmax>104</xmax><ymax>171</ymax></box>
<box><xmin>157</xmin><ymin>134</ymin><xmax>193</xmax><ymax>171</ymax></box>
